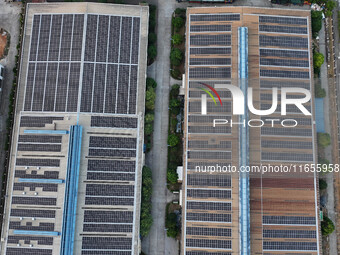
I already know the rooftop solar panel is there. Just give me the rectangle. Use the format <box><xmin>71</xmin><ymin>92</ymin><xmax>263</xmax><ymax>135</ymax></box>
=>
<box><xmin>190</xmin><ymin>14</ymin><xmax>240</xmax><ymax>22</ymax></box>
<box><xmin>259</xmin><ymin>15</ymin><xmax>307</xmax><ymax>25</ymax></box>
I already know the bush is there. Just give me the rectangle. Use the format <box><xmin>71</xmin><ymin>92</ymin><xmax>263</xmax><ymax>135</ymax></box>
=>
<box><xmin>145</xmin><ymin>123</ymin><xmax>153</xmax><ymax>135</ymax></box>
<box><xmin>171</xmin><ymin>68</ymin><xmax>181</xmax><ymax>79</ymax></box>
<box><xmin>311</xmin><ymin>11</ymin><xmax>323</xmax><ymax>38</ymax></box>
<box><xmin>322</xmin><ymin>216</ymin><xmax>335</xmax><ymax>236</ymax></box>
<box><xmin>145</xmin><ymin>87</ymin><xmax>156</xmax><ymax>111</ymax></box>
<box><xmin>319</xmin><ymin>179</ymin><xmax>328</xmax><ymax>190</ymax></box>
<box><xmin>175</xmin><ymin>8</ymin><xmax>186</xmax><ymax>16</ymax></box>
<box><xmin>167</xmin><ymin>169</ymin><xmax>178</xmax><ymax>184</ymax></box>
<box><xmin>140</xmin><ymin>166</ymin><xmax>153</xmax><ymax>237</ymax></box>
<box><xmin>169</xmin><ymin>99</ymin><xmax>180</xmax><ymax>109</ymax></box>
<box><xmin>148</xmin><ymin>33</ymin><xmax>157</xmax><ymax>44</ymax></box>
<box><xmin>171</xmin><ymin>84</ymin><xmax>180</xmax><ymax>98</ymax></box>
<box><xmin>165</xmin><ymin>212</ymin><xmax>179</xmax><ymax>238</ymax></box>
<box><xmin>148</xmin><ymin>45</ymin><xmax>157</xmax><ymax>59</ymax></box>
<box><xmin>313</xmin><ymin>52</ymin><xmax>324</xmax><ymax>69</ymax></box>
<box><xmin>172</xmin><ymin>34</ymin><xmax>184</xmax><ymax>45</ymax></box>
<box><xmin>315</xmin><ymin>84</ymin><xmax>326</xmax><ymax>98</ymax></box>
<box><xmin>170</xmin><ymin>48</ymin><xmax>183</xmax><ymax>66</ymax></box>
<box><xmin>325</xmin><ymin>0</ymin><xmax>336</xmax><ymax>13</ymax></box>
<box><xmin>146</xmin><ymin>77</ymin><xmax>157</xmax><ymax>89</ymax></box>
<box><xmin>172</xmin><ymin>17</ymin><xmax>184</xmax><ymax>30</ymax></box>
<box><xmin>168</xmin><ymin>134</ymin><xmax>180</xmax><ymax>147</ymax></box>
<box><xmin>318</xmin><ymin>132</ymin><xmax>331</xmax><ymax>148</ymax></box>
<box><xmin>145</xmin><ymin>113</ymin><xmax>154</xmax><ymax>124</ymax></box>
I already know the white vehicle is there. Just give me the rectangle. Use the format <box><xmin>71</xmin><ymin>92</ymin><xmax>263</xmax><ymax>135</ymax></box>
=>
<box><xmin>0</xmin><ymin>64</ymin><xmax>4</xmax><ymax>92</ymax></box>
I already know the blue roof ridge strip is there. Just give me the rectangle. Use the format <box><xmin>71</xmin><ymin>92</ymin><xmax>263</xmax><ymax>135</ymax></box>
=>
<box><xmin>18</xmin><ymin>178</ymin><xmax>65</xmax><ymax>184</ymax></box>
<box><xmin>13</xmin><ymin>230</ymin><xmax>60</xmax><ymax>236</ymax></box>
<box><xmin>238</xmin><ymin>27</ymin><xmax>250</xmax><ymax>255</ymax></box>
<box><xmin>60</xmin><ymin>125</ymin><xmax>82</xmax><ymax>255</ymax></box>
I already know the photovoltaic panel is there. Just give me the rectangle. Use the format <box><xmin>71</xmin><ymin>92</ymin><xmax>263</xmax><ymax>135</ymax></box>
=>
<box><xmin>260</xmin><ymin>79</ymin><xmax>310</xmax><ymax>89</ymax></box>
<box><xmin>187</xmin><ymin>174</ymin><xmax>231</xmax><ymax>187</ymax></box>
<box><xmin>87</xmin><ymin>159</ymin><xmax>135</xmax><ymax>172</ymax></box>
<box><xmin>260</xmin><ymin>116</ymin><xmax>311</xmax><ymax>126</ymax></box>
<box><xmin>190</xmin><ymin>58</ymin><xmax>231</xmax><ymax>66</ymax></box>
<box><xmin>186</xmin><ymin>239</ymin><xmax>232</xmax><ymax>249</ymax></box>
<box><xmin>260</xmin><ymin>69</ymin><xmax>309</xmax><ymax>79</ymax></box>
<box><xmin>82</xmin><ymin>237</ymin><xmax>132</xmax><ymax>250</ymax></box>
<box><xmin>186</xmin><ymin>227</ymin><xmax>231</xmax><ymax>237</ymax></box>
<box><xmin>261</xmin><ymin>140</ymin><xmax>313</xmax><ymax>149</ymax></box>
<box><xmin>96</xmin><ymin>15</ymin><xmax>109</xmax><ymax>62</ymax></box>
<box><xmin>85</xmin><ymin>184</ymin><xmax>134</xmax><ymax>197</ymax></box>
<box><xmin>85</xmin><ymin>196</ymin><xmax>134</xmax><ymax>206</ymax></box>
<box><xmin>18</xmin><ymin>135</ymin><xmax>62</xmax><ymax>143</ymax></box>
<box><xmin>87</xmin><ymin>172</ymin><xmax>135</xmax><ymax>181</ymax></box>
<box><xmin>116</xmin><ymin>65</ymin><xmax>130</xmax><ymax>114</ymax></box>
<box><xmin>29</xmin><ymin>15</ymin><xmax>41</xmax><ymax>61</ymax></box>
<box><xmin>190</xmin><ymin>47</ymin><xmax>231</xmax><ymax>55</ymax></box>
<box><xmin>260</xmin><ymin>58</ymin><xmax>309</xmax><ymax>67</ymax></box>
<box><xmin>55</xmin><ymin>62</ymin><xmax>69</xmax><ymax>111</ymax></box>
<box><xmin>259</xmin><ymin>15</ymin><xmax>307</xmax><ymax>25</ymax></box>
<box><xmin>9</xmin><ymin>222</ymin><xmax>55</xmax><ymax>231</ymax></box>
<box><xmin>83</xmin><ymin>224</ymin><xmax>132</xmax><ymax>233</ymax></box>
<box><xmin>262</xmin><ymin>152</ymin><xmax>313</xmax><ymax>162</ymax></box>
<box><xmin>104</xmin><ymin>64</ymin><xmax>118</xmax><ymax>113</ymax></box>
<box><xmin>259</xmin><ymin>35</ymin><xmax>308</xmax><ymax>49</ymax></box>
<box><xmin>263</xmin><ymin>215</ymin><xmax>316</xmax><ymax>225</ymax></box>
<box><xmin>263</xmin><ymin>229</ymin><xmax>317</xmax><ymax>239</ymax></box>
<box><xmin>186</xmin><ymin>212</ymin><xmax>231</xmax><ymax>222</ymax></box>
<box><xmin>259</xmin><ymin>24</ymin><xmax>307</xmax><ymax>34</ymax></box>
<box><xmin>92</xmin><ymin>64</ymin><xmax>106</xmax><ymax>113</ymax></box>
<box><xmin>261</xmin><ymin>127</ymin><xmax>312</xmax><ymax>137</ymax></box>
<box><xmin>128</xmin><ymin>65</ymin><xmax>138</xmax><ymax>114</ymax></box>
<box><xmin>80</xmin><ymin>63</ymin><xmax>95</xmax><ymax>112</ymax></box>
<box><xmin>88</xmin><ymin>148</ymin><xmax>136</xmax><ymax>157</ymax></box>
<box><xmin>108</xmin><ymin>16</ymin><xmax>121</xmax><ymax>63</ymax></box>
<box><xmin>189</xmin><ymin>67</ymin><xmax>231</xmax><ymax>79</ymax></box>
<box><xmin>186</xmin><ymin>252</ymin><xmax>231</xmax><ymax>255</ymax></box>
<box><xmin>11</xmin><ymin>209</ymin><xmax>55</xmax><ymax>218</ymax></box>
<box><xmin>187</xmin><ymin>201</ymin><xmax>231</xmax><ymax>211</ymax></box>
<box><xmin>37</xmin><ymin>15</ymin><xmax>51</xmax><ymax>61</ymax></box>
<box><xmin>119</xmin><ymin>17</ymin><xmax>132</xmax><ymax>64</ymax></box>
<box><xmin>263</xmin><ymin>241</ymin><xmax>317</xmax><ymax>251</ymax></box>
<box><xmin>190</xmin><ymin>24</ymin><xmax>231</xmax><ymax>32</ymax></box>
<box><xmin>31</xmin><ymin>63</ymin><xmax>47</xmax><ymax>111</ymax></box>
<box><xmin>7</xmin><ymin>248</ymin><xmax>52</xmax><ymax>255</ymax></box>
<box><xmin>190</xmin><ymin>14</ymin><xmax>240</xmax><ymax>22</ymax></box>
<box><xmin>259</xmin><ymin>49</ymin><xmax>308</xmax><ymax>58</ymax></box>
<box><xmin>85</xmin><ymin>14</ymin><xmax>98</xmax><ymax>62</ymax></box>
<box><xmin>48</xmin><ymin>15</ymin><xmax>62</xmax><ymax>61</ymax></box>
<box><xmin>24</xmin><ymin>63</ymin><xmax>36</xmax><ymax>111</ymax></box>
<box><xmin>60</xmin><ymin>14</ymin><xmax>73</xmax><ymax>61</ymax></box>
<box><xmin>16</xmin><ymin>158</ymin><xmax>60</xmax><ymax>167</ymax></box>
<box><xmin>43</xmin><ymin>63</ymin><xmax>58</xmax><ymax>111</ymax></box>
<box><xmin>66</xmin><ymin>63</ymin><xmax>81</xmax><ymax>112</ymax></box>
<box><xmin>84</xmin><ymin>210</ymin><xmax>133</xmax><ymax>223</ymax></box>
<box><xmin>131</xmin><ymin>17</ymin><xmax>140</xmax><ymax>64</ymax></box>
<box><xmin>190</xmin><ymin>34</ymin><xmax>231</xmax><ymax>46</ymax></box>
<box><xmin>71</xmin><ymin>14</ymin><xmax>85</xmax><ymax>61</ymax></box>
<box><xmin>187</xmin><ymin>189</ymin><xmax>231</xmax><ymax>199</ymax></box>
<box><xmin>89</xmin><ymin>136</ymin><xmax>136</xmax><ymax>149</ymax></box>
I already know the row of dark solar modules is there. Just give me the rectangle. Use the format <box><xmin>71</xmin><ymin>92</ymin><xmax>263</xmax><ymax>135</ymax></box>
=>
<box><xmin>260</xmin><ymin>79</ymin><xmax>310</xmax><ymax>89</ymax></box>
<box><xmin>263</xmin><ymin>229</ymin><xmax>317</xmax><ymax>239</ymax></box>
<box><xmin>189</xmin><ymin>90</ymin><xmax>231</xmax><ymax>98</ymax></box>
<box><xmin>259</xmin><ymin>24</ymin><xmax>307</xmax><ymax>34</ymax></box>
<box><xmin>87</xmin><ymin>159</ymin><xmax>135</xmax><ymax>172</ymax></box>
<box><xmin>20</xmin><ymin>116</ymin><xmax>64</xmax><ymax>127</ymax></box>
<box><xmin>9</xmin><ymin>222</ymin><xmax>54</xmax><ymax>231</ymax></box>
<box><xmin>85</xmin><ymin>184</ymin><xmax>134</xmax><ymax>197</ymax></box>
<box><xmin>187</xmin><ymin>201</ymin><xmax>231</xmax><ymax>211</ymax></box>
<box><xmin>260</xmin><ymin>49</ymin><xmax>308</xmax><ymax>59</ymax></box>
<box><xmin>187</xmin><ymin>162</ymin><xmax>231</xmax><ymax>170</ymax></box>
<box><xmin>11</xmin><ymin>209</ymin><xmax>55</xmax><ymax>218</ymax></box>
<box><xmin>84</xmin><ymin>210</ymin><xmax>133</xmax><ymax>223</ymax></box>
<box><xmin>89</xmin><ymin>136</ymin><xmax>136</xmax><ymax>148</ymax></box>
<box><xmin>15</xmin><ymin>170</ymin><xmax>59</xmax><ymax>179</ymax></box>
<box><xmin>259</xmin><ymin>15</ymin><xmax>307</xmax><ymax>25</ymax></box>
<box><xmin>186</xmin><ymin>239</ymin><xmax>231</xmax><ymax>249</ymax></box>
<box><xmin>12</xmin><ymin>197</ymin><xmax>57</xmax><ymax>206</ymax></box>
<box><xmin>87</xmin><ymin>172</ymin><xmax>134</xmax><ymax>181</ymax></box>
<box><xmin>186</xmin><ymin>227</ymin><xmax>232</xmax><ymax>237</ymax></box>
<box><xmin>190</xmin><ymin>58</ymin><xmax>231</xmax><ymax>66</ymax></box>
<box><xmin>261</xmin><ymin>127</ymin><xmax>312</xmax><ymax>137</ymax></box>
<box><xmin>188</xmin><ymin>151</ymin><xmax>231</xmax><ymax>160</ymax></box>
<box><xmin>18</xmin><ymin>135</ymin><xmax>62</xmax><ymax>143</ymax></box>
<box><xmin>263</xmin><ymin>216</ymin><xmax>316</xmax><ymax>225</ymax></box>
<box><xmin>82</xmin><ymin>236</ymin><xmax>132</xmax><ymax>250</ymax></box>
<box><xmin>88</xmin><ymin>148</ymin><xmax>135</xmax><ymax>158</ymax></box>
<box><xmin>260</xmin><ymin>69</ymin><xmax>309</xmax><ymax>79</ymax></box>
<box><xmin>190</xmin><ymin>47</ymin><xmax>231</xmax><ymax>55</ymax></box>
<box><xmin>262</xmin><ymin>152</ymin><xmax>313</xmax><ymax>162</ymax></box>
<box><xmin>7</xmin><ymin>248</ymin><xmax>52</xmax><ymax>255</ymax></box>
<box><xmin>90</xmin><ymin>116</ymin><xmax>138</xmax><ymax>128</ymax></box>
<box><xmin>30</xmin><ymin>14</ymin><xmax>84</xmax><ymax>62</ymax></box>
<box><xmin>190</xmin><ymin>14</ymin><xmax>240</xmax><ymax>22</ymax></box>
<box><xmin>189</xmin><ymin>67</ymin><xmax>231</xmax><ymax>79</ymax></box>
<box><xmin>260</xmin><ymin>103</ymin><xmax>311</xmax><ymax>113</ymax></box>
<box><xmin>188</xmin><ymin>115</ymin><xmax>231</xmax><ymax>123</ymax></box>
<box><xmin>83</xmin><ymin>223</ymin><xmax>132</xmax><ymax>233</ymax></box>
<box><xmin>187</xmin><ymin>174</ymin><xmax>232</xmax><ymax>187</ymax></box>
<box><xmin>263</xmin><ymin>241</ymin><xmax>317</xmax><ymax>251</ymax></box>
<box><xmin>188</xmin><ymin>126</ymin><xmax>231</xmax><ymax>134</ymax></box>
<box><xmin>84</xmin><ymin>15</ymin><xmax>140</xmax><ymax>64</ymax></box>
<box><xmin>186</xmin><ymin>252</ymin><xmax>231</xmax><ymax>255</ymax></box>
<box><xmin>25</xmin><ymin>62</ymin><xmax>81</xmax><ymax>112</ymax></box>
<box><xmin>82</xmin><ymin>251</ymin><xmax>131</xmax><ymax>255</ymax></box>
<box><xmin>261</xmin><ymin>140</ymin><xmax>313</xmax><ymax>149</ymax></box>
<box><xmin>187</xmin><ymin>189</ymin><xmax>231</xmax><ymax>199</ymax></box>
<box><xmin>188</xmin><ymin>140</ymin><xmax>232</xmax><ymax>149</ymax></box>
<box><xmin>187</xmin><ymin>212</ymin><xmax>231</xmax><ymax>222</ymax></box>
<box><xmin>17</xmin><ymin>143</ymin><xmax>61</xmax><ymax>152</ymax></box>
<box><xmin>80</xmin><ymin>63</ymin><xmax>138</xmax><ymax>114</ymax></box>
<box><xmin>190</xmin><ymin>24</ymin><xmax>231</xmax><ymax>32</ymax></box>
<box><xmin>260</xmin><ymin>58</ymin><xmax>309</xmax><ymax>67</ymax></box>
<box><xmin>190</xmin><ymin>34</ymin><xmax>231</xmax><ymax>46</ymax></box>
<box><xmin>189</xmin><ymin>80</ymin><xmax>231</xmax><ymax>88</ymax></box>
<box><xmin>85</xmin><ymin>196</ymin><xmax>134</xmax><ymax>206</ymax></box>
<box><xmin>8</xmin><ymin>236</ymin><xmax>53</xmax><ymax>245</ymax></box>
<box><xmin>259</xmin><ymin>35</ymin><xmax>308</xmax><ymax>49</ymax></box>
<box><xmin>260</xmin><ymin>117</ymin><xmax>311</xmax><ymax>126</ymax></box>
<box><xmin>14</xmin><ymin>183</ymin><xmax>58</xmax><ymax>192</ymax></box>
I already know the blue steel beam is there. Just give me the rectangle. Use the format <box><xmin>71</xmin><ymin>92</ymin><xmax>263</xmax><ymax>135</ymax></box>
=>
<box><xmin>238</xmin><ymin>26</ymin><xmax>250</xmax><ymax>255</ymax></box>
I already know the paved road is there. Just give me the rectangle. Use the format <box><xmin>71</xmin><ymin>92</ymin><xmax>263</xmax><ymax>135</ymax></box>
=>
<box><xmin>319</xmin><ymin>20</ymin><xmax>338</xmax><ymax>255</ymax></box>
<box><xmin>0</xmin><ymin>0</ymin><xmax>21</xmax><ymax>192</ymax></box>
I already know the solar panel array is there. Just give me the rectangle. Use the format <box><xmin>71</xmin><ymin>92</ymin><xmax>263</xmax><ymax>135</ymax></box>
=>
<box><xmin>24</xmin><ymin>13</ymin><xmax>141</xmax><ymax>114</ymax></box>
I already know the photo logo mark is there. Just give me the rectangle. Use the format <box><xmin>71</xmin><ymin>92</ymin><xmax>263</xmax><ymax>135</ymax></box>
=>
<box><xmin>199</xmin><ymin>82</ymin><xmax>222</xmax><ymax>115</ymax></box>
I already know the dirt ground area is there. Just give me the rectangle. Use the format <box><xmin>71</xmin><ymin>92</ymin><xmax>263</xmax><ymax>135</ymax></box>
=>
<box><xmin>0</xmin><ymin>29</ymin><xmax>8</xmax><ymax>60</ymax></box>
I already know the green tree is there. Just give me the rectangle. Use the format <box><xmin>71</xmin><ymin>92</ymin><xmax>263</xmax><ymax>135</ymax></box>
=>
<box><xmin>171</xmin><ymin>84</ymin><xmax>180</xmax><ymax>98</ymax></box>
<box><xmin>170</xmin><ymin>48</ymin><xmax>183</xmax><ymax>66</ymax></box>
<box><xmin>166</xmin><ymin>212</ymin><xmax>179</xmax><ymax>238</ymax></box>
<box><xmin>145</xmin><ymin>123</ymin><xmax>153</xmax><ymax>135</ymax></box>
<box><xmin>318</xmin><ymin>132</ymin><xmax>331</xmax><ymax>148</ymax></box>
<box><xmin>311</xmin><ymin>11</ymin><xmax>323</xmax><ymax>38</ymax></box>
<box><xmin>168</xmin><ymin>134</ymin><xmax>180</xmax><ymax>147</ymax></box>
<box><xmin>319</xmin><ymin>179</ymin><xmax>328</xmax><ymax>190</ymax></box>
<box><xmin>169</xmin><ymin>99</ymin><xmax>180</xmax><ymax>109</ymax></box>
<box><xmin>325</xmin><ymin>0</ymin><xmax>336</xmax><ymax>12</ymax></box>
<box><xmin>146</xmin><ymin>77</ymin><xmax>157</xmax><ymax>89</ymax></box>
<box><xmin>148</xmin><ymin>45</ymin><xmax>157</xmax><ymax>59</ymax></box>
<box><xmin>172</xmin><ymin>34</ymin><xmax>184</xmax><ymax>45</ymax></box>
<box><xmin>172</xmin><ymin>17</ymin><xmax>184</xmax><ymax>30</ymax></box>
<box><xmin>322</xmin><ymin>216</ymin><xmax>335</xmax><ymax>236</ymax></box>
<box><xmin>148</xmin><ymin>33</ymin><xmax>157</xmax><ymax>44</ymax></box>
<box><xmin>145</xmin><ymin>87</ymin><xmax>156</xmax><ymax>103</ymax></box>
<box><xmin>171</xmin><ymin>68</ymin><xmax>181</xmax><ymax>79</ymax></box>
<box><xmin>140</xmin><ymin>214</ymin><xmax>153</xmax><ymax>237</ymax></box>
<box><xmin>313</xmin><ymin>52</ymin><xmax>324</xmax><ymax>69</ymax></box>
<box><xmin>167</xmin><ymin>169</ymin><xmax>178</xmax><ymax>184</ymax></box>
<box><xmin>145</xmin><ymin>99</ymin><xmax>155</xmax><ymax>111</ymax></box>
<box><xmin>145</xmin><ymin>113</ymin><xmax>154</xmax><ymax>124</ymax></box>
<box><xmin>140</xmin><ymin>166</ymin><xmax>153</xmax><ymax>237</ymax></box>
